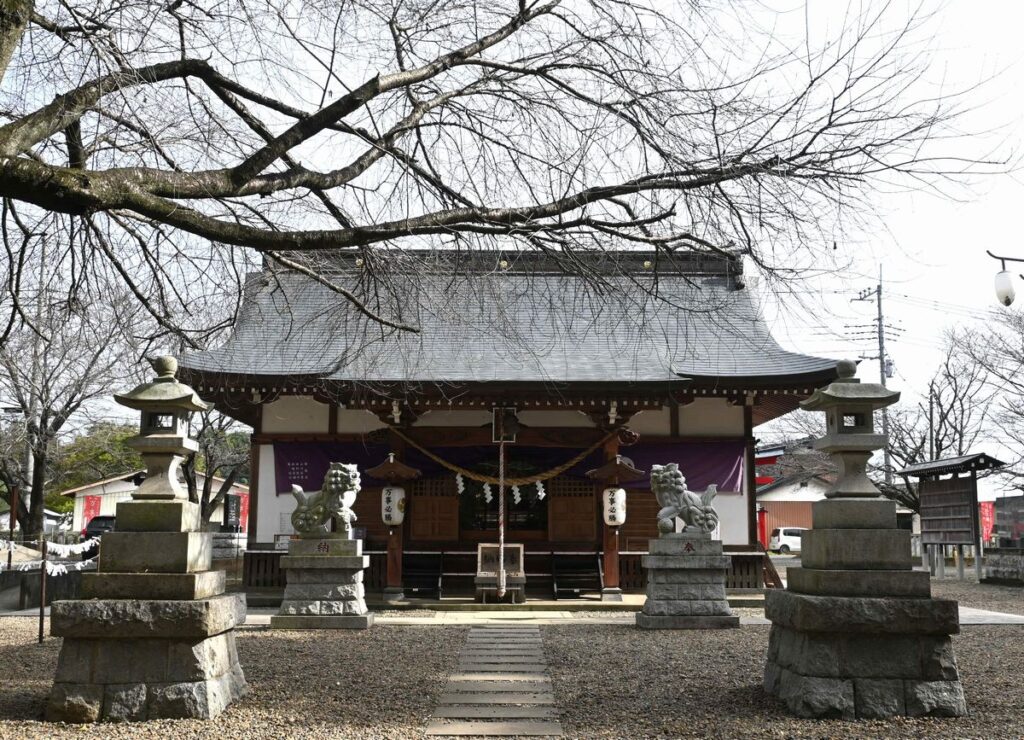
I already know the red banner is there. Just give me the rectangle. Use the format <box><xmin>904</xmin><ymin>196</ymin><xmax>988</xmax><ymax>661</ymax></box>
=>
<box><xmin>82</xmin><ymin>495</ymin><xmax>102</xmax><ymax>528</ymax></box>
<box><xmin>239</xmin><ymin>493</ymin><xmax>250</xmax><ymax>533</ymax></box>
<box><xmin>979</xmin><ymin>501</ymin><xmax>995</xmax><ymax>543</ymax></box>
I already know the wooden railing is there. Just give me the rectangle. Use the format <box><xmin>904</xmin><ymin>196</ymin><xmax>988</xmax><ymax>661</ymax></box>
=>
<box><xmin>243</xmin><ymin>548</ymin><xmax>774</xmax><ymax>593</ymax></box>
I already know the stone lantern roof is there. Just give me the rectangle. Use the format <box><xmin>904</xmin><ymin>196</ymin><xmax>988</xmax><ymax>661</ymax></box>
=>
<box><xmin>799</xmin><ymin>359</ymin><xmax>900</xmax><ymax>411</ymax></box>
<box><xmin>114</xmin><ymin>356</ymin><xmax>210</xmax><ymax>413</ymax></box>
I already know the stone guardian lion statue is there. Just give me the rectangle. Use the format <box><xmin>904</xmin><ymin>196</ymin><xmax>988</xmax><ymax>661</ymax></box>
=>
<box><xmin>651</xmin><ymin>462</ymin><xmax>719</xmax><ymax>535</ymax></box>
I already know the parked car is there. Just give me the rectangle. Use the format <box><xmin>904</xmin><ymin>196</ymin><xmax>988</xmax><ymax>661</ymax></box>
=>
<box><xmin>81</xmin><ymin>515</ymin><xmax>115</xmax><ymax>560</ymax></box>
<box><xmin>769</xmin><ymin>526</ymin><xmax>806</xmax><ymax>554</ymax></box>
<box><xmin>81</xmin><ymin>514</ymin><xmax>116</xmax><ymax>541</ymax></box>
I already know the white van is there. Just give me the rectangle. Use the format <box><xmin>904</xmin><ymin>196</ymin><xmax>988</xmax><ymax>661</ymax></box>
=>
<box><xmin>769</xmin><ymin>527</ymin><xmax>806</xmax><ymax>554</ymax></box>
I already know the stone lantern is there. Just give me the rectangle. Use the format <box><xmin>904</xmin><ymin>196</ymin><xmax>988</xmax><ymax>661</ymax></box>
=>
<box><xmin>45</xmin><ymin>357</ymin><xmax>246</xmax><ymax>723</ymax></box>
<box><xmin>114</xmin><ymin>355</ymin><xmax>209</xmax><ymax>502</ymax></box>
<box><xmin>763</xmin><ymin>360</ymin><xmax>966</xmax><ymax>719</ymax></box>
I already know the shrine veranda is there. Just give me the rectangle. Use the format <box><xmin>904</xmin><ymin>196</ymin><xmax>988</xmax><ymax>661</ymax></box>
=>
<box><xmin>179</xmin><ymin>251</ymin><xmax>840</xmax><ymax>593</ymax></box>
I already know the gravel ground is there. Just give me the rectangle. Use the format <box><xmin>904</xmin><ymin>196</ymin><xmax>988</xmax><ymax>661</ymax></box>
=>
<box><xmin>931</xmin><ymin>577</ymin><xmax>1024</xmax><ymax>615</ymax></box>
<box><xmin>544</xmin><ymin>622</ymin><xmax>1024</xmax><ymax>738</ymax></box>
<box><xmin>0</xmin><ymin>618</ymin><xmax>464</xmax><ymax>739</ymax></box>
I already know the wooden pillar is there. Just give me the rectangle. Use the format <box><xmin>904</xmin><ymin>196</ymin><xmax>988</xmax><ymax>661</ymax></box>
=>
<box><xmin>601</xmin><ymin>435</ymin><xmax>622</xmax><ymax>600</ymax></box>
<box><xmin>383</xmin><ymin>431</ymin><xmax>407</xmax><ymax>602</ymax></box>
<box><xmin>743</xmin><ymin>402</ymin><xmax>757</xmax><ymax>548</ymax></box>
<box><xmin>386</xmin><ymin>523</ymin><xmax>404</xmax><ymax>589</ymax></box>
<box><xmin>247</xmin><ymin>404</ymin><xmax>263</xmax><ymax>542</ymax></box>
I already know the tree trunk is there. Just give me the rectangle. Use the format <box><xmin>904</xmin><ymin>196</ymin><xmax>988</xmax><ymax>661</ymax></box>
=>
<box><xmin>202</xmin><ymin>468</ymin><xmax>239</xmax><ymax>524</ymax></box>
<box><xmin>26</xmin><ymin>446</ymin><xmax>45</xmax><ymax>536</ymax></box>
<box><xmin>0</xmin><ymin>0</ymin><xmax>31</xmax><ymax>83</ymax></box>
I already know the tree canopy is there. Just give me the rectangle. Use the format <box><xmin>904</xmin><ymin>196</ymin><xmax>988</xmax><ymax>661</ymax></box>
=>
<box><xmin>0</xmin><ymin>0</ymin><xmax>997</xmax><ymax>344</ymax></box>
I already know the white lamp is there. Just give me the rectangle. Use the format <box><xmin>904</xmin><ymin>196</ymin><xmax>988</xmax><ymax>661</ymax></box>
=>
<box><xmin>995</xmin><ymin>270</ymin><xmax>1016</xmax><ymax>307</ymax></box>
<box><xmin>602</xmin><ymin>487</ymin><xmax>627</xmax><ymax>527</ymax></box>
<box><xmin>381</xmin><ymin>486</ymin><xmax>406</xmax><ymax>526</ymax></box>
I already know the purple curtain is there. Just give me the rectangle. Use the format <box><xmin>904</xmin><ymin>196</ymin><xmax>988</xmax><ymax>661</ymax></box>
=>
<box><xmin>273</xmin><ymin>439</ymin><xmax>744</xmax><ymax>493</ymax></box>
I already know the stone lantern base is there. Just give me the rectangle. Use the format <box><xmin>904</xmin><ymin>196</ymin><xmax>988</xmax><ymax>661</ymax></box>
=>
<box><xmin>45</xmin><ymin>500</ymin><xmax>247</xmax><ymax>722</ymax></box>
<box><xmin>635</xmin><ymin>533</ymin><xmax>739</xmax><ymax>629</ymax></box>
<box><xmin>763</xmin><ymin>498</ymin><xmax>966</xmax><ymax>719</ymax></box>
<box><xmin>46</xmin><ymin>595</ymin><xmax>247</xmax><ymax>722</ymax></box>
<box><xmin>270</xmin><ymin>535</ymin><xmax>374</xmax><ymax>629</ymax></box>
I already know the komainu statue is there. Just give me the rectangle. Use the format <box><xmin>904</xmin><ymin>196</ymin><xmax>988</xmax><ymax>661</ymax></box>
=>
<box><xmin>651</xmin><ymin>462</ymin><xmax>719</xmax><ymax>535</ymax></box>
<box><xmin>290</xmin><ymin>462</ymin><xmax>361</xmax><ymax>537</ymax></box>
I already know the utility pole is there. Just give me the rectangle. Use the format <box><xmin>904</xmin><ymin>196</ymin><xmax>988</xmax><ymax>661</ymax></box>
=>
<box><xmin>928</xmin><ymin>381</ymin><xmax>935</xmax><ymax>461</ymax></box>
<box><xmin>854</xmin><ymin>265</ymin><xmax>893</xmax><ymax>484</ymax></box>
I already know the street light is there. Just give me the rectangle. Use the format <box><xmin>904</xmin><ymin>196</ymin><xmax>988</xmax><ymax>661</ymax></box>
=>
<box><xmin>987</xmin><ymin>250</ymin><xmax>1024</xmax><ymax>306</ymax></box>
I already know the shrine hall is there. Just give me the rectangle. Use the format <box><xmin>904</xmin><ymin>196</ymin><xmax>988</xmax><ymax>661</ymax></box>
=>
<box><xmin>180</xmin><ymin>250</ymin><xmax>839</xmax><ymax>600</ymax></box>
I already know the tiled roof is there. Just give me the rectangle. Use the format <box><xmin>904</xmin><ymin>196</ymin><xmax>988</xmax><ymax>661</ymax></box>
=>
<box><xmin>182</xmin><ymin>259</ymin><xmax>838</xmax><ymax>385</ymax></box>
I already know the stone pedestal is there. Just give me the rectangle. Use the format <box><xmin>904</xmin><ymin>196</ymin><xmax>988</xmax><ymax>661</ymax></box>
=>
<box><xmin>635</xmin><ymin>533</ymin><xmax>738</xmax><ymax>629</ymax></box>
<box><xmin>270</xmin><ymin>535</ymin><xmax>374</xmax><ymax>629</ymax></box>
<box><xmin>764</xmin><ymin>498</ymin><xmax>966</xmax><ymax>719</ymax></box>
<box><xmin>46</xmin><ymin>500</ymin><xmax>247</xmax><ymax>722</ymax></box>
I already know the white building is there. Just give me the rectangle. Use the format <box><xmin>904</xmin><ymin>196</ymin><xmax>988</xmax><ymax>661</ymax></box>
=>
<box><xmin>60</xmin><ymin>471</ymin><xmax>250</xmax><ymax>534</ymax></box>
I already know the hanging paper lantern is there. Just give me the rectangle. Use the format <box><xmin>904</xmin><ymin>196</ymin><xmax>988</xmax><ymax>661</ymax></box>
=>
<box><xmin>602</xmin><ymin>487</ymin><xmax>627</xmax><ymax>527</ymax></box>
<box><xmin>381</xmin><ymin>486</ymin><xmax>406</xmax><ymax>526</ymax></box>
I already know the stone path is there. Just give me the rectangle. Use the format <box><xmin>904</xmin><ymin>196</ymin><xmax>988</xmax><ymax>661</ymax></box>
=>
<box><xmin>425</xmin><ymin>625</ymin><xmax>563</xmax><ymax>737</ymax></box>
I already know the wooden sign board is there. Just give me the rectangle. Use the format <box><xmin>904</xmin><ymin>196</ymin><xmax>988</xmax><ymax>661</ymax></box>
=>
<box><xmin>477</xmin><ymin>543</ymin><xmax>524</xmax><ymax>577</ymax></box>
<box><xmin>919</xmin><ymin>475</ymin><xmax>979</xmax><ymax>546</ymax></box>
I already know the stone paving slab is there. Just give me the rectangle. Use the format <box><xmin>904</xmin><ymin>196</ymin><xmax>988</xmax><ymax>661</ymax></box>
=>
<box><xmin>438</xmin><ymin>693</ymin><xmax>555</xmax><ymax>705</ymax></box>
<box><xmin>457</xmin><ymin>664</ymin><xmax>548</xmax><ymax>672</ymax></box>
<box><xmin>432</xmin><ymin>706</ymin><xmax>560</xmax><ymax>719</ymax></box>
<box><xmin>425</xmin><ymin>720</ymin><xmax>563</xmax><ymax>736</ymax></box>
<box><xmin>449</xmin><ymin>672</ymin><xmax>550</xmax><ymax>682</ymax></box>
<box><xmin>447</xmin><ymin>681</ymin><xmax>554</xmax><ymax>692</ymax></box>
<box><xmin>460</xmin><ymin>655</ymin><xmax>549</xmax><ymax>663</ymax></box>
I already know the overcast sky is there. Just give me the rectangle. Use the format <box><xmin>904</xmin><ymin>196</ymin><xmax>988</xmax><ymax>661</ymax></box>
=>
<box><xmin>755</xmin><ymin>1</ymin><xmax>1024</xmax><ymax>497</ymax></box>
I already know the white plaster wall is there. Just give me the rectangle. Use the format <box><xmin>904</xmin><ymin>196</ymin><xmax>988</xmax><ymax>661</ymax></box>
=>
<box><xmin>255</xmin><ymin>443</ymin><xmax>280</xmax><ymax>543</ymax></box>
<box><xmin>261</xmin><ymin>396</ymin><xmax>329</xmax><ymax>433</ymax></box>
<box><xmin>337</xmin><ymin>409</ymin><xmax>388</xmax><ymax>434</ymax></box>
<box><xmin>715</xmin><ymin>491</ymin><xmax>748</xmax><ymax>546</ymax></box>
<box><xmin>679</xmin><ymin>398</ymin><xmax>744</xmax><ymax>436</ymax></box>
<box><xmin>629</xmin><ymin>407</ymin><xmax>671</xmax><ymax>435</ymax></box>
<box><xmin>413</xmin><ymin>410</ymin><xmax>493</xmax><ymax>427</ymax></box>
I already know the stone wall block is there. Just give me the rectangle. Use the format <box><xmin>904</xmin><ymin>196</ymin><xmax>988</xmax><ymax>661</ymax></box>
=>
<box><xmin>763</xmin><ymin>659</ymin><xmax>782</xmax><ymax>695</ymax></box>
<box><xmin>54</xmin><ymin>638</ymin><xmax>97</xmax><ymax>684</ymax></box>
<box><xmin>801</xmin><ymin>529</ymin><xmax>912</xmax><ymax>571</ymax></box>
<box><xmin>45</xmin><ymin>683</ymin><xmax>104</xmax><ymax>723</ymax></box>
<box><xmin>904</xmin><ymin>680</ymin><xmax>968</xmax><ymax>717</ymax></box>
<box><xmin>854</xmin><ymin>679</ymin><xmax>905</xmax><ymax>719</ymax></box>
<box><xmin>92</xmin><ymin>639</ymin><xmax>169</xmax><ymax>684</ymax></box>
<box><xmin>778</xmin><ymin>670</ymin><xmax>855</xmax><ymax>720</ymax></box>
<box><xmin>646</xmin><ymin>583</ymin><xmax>677</xmax><ymax>600</ymax></box>
<box><xmin>166</xmin><ymin>634</ymin><xmax>232</xmax><ymax>682</ymax></box>
<box><xmin>52</xmin><ymin>594</ymin><xmax>244</xmax><ymax>640</ymax></box>
<box><xmin>343</xmin><ymin>600</ymin><xmax>368</xmax><ymax>615</ymax></box>
<box><xmin>280</xmin><ymin>599</ymin><xmax>320</xmax><ymax>616</ymax></box>
<box><xmin>919</xmin><ymin>638</ymin><xmax>961</xmax><ymax>681</ymax></box>
<box><xmin>701</xmin><ymin>584</ymin><xmax>726</xmax><ymax>600</ymax></box>
<box><xmin>840</xmin><ymin>635</ymin><xmax>923</xmax><ymax>679</ymax></box>
<box><xmin>147</xmin><ymin>681</ymin><xmax>210</xmax><ymax>719</ymax></box>
<box><xmin>103</xmin><ymin>683</ymin><xmax>148</xmax><ymax>722</ymax></box>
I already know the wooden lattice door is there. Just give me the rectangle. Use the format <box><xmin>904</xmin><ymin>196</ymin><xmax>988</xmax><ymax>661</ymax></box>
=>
<box><xmin>547</xmin><ymin>478</ymin><xmax>597</xmax><ymax>543</ymax></box>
